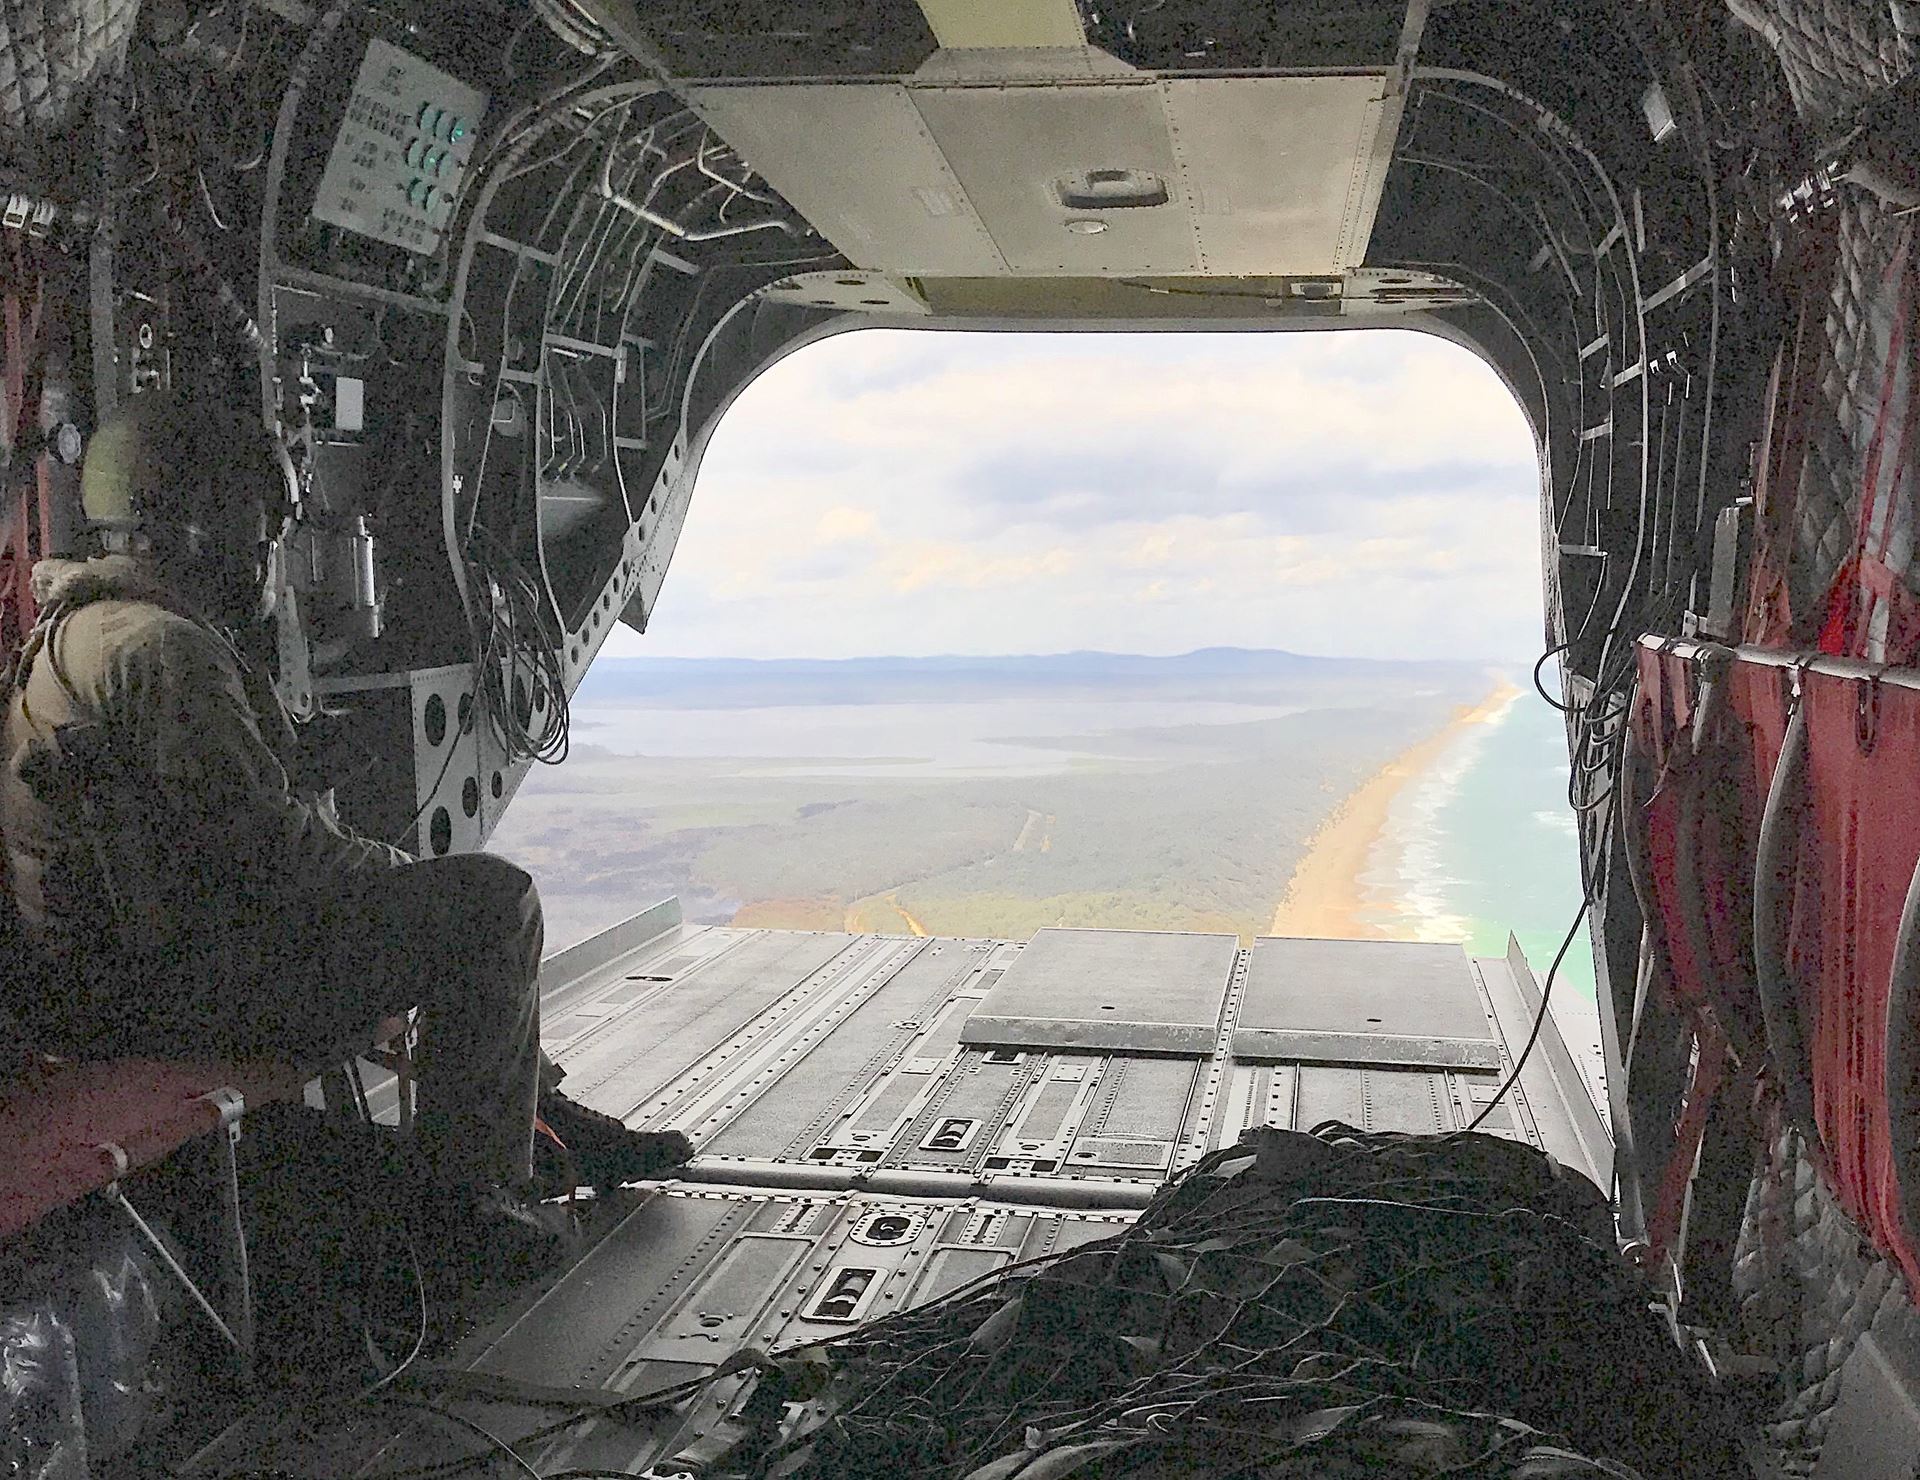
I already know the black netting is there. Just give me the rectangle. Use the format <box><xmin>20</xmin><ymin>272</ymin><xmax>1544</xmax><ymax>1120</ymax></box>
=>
<box><xmin>1713</xmin><ymin>4</ymin><xmax>1920</xmax><ymax>1464</ymax></box>
<box><xmin>710</xmin><ymin>1127</ymin><xmax>1746</xmax><ymax>1480</ymax></box>
<box><xmin>1734</xmin><ymin>0</ymin><xmax>1914</xmax><ymax>123</ymax></box>
<box><xmin>1734</xmin><ymin>3</ymin><xmax>1919</xmax><ymax>649</ymax></box>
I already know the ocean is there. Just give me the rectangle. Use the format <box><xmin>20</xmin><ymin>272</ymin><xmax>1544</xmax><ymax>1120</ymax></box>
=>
<box><xmin>1360</xmin><ymin>676</ymin><xmax>1608</xmax><ymax>1098</ymax></box>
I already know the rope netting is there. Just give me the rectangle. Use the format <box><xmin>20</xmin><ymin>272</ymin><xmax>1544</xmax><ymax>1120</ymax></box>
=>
<box><xmin>706</xmin><ymin>1126</ymin><xmax>1747</xmax><ymax>1480</ymax></box>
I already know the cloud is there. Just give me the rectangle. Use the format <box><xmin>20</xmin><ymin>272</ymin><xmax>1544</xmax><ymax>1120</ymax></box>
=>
<box><xmin>606</xmin><ymin>327</ymin><xmax>1546</xmax><ymax>663</ymax></box>
<box><xmin>814</xmin><ymin>506</ymin><xmax>876</xmax><ymax>544</ymax></box>
<box><xmin>883</xmin><ymin>542</ymin><xmax>1076</xmax><ymax>594</ymax></box>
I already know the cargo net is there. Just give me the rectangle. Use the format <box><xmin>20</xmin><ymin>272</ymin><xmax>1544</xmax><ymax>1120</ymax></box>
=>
<box><xmin>1732</xmin><ymin>0</ymin><xmax>1912</xmax><ymax>127</ymax></box>
<box><xmin>711</xmin><ymin>1126</ymin><xmax>1747</xmax><ymax>1480</ymax></box>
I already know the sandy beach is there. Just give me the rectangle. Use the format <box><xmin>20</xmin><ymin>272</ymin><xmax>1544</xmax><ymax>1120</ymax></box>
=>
<box><xmin>1269</xmin><ymin>676</ymin><xmax>1521</xmax><ymax>939</ymax></box>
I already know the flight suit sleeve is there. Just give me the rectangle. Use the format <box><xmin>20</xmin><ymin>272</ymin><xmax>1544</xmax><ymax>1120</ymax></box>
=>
<box><xmin>105</xmin><ymin>613</ymin><xmax>410</xmax><ymax>891</ymax></box>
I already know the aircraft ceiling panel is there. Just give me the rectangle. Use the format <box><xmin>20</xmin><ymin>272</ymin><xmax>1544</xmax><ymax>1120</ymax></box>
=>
<box><xmin>909</xmin><ymin>81</ymin><xmax>1195</xmax><ymax>275</ymax></box>
<box><xmin>915</xmin><ymin>0</ymin><xmax>1086</xmax><ymax>49</ymax></box>
<box><xmin>682</xmin><ymin>83</ymin><xmax>1007</xmax><ymax>276</ymax></box>
<box><xmin>1162</xmin><ymin>75</ymin><xmax>1389</xmax><ymax>275</ymax></box>
<box><xmin>688</xmin><ymin>72</ymin><xmax>1402</xmax><ymax>283</ymax></box>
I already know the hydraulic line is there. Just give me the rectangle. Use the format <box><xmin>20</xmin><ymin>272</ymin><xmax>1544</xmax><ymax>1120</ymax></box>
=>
<box><xmin>695</xmin><ymin>130</ymin><xmax>779</xmax><ymax>207</ymax></box>
<box><xmin>441</xmin><ymin>74</ymin><xmax>651</xmax><ymax>623</ymax></box>
<box><xmin>598</xmin><ymin>152</ymin><xmax>796</xmax><ymax>242</ymax></box>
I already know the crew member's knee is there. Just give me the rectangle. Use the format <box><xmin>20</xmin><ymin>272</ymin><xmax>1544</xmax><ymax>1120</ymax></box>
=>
<box><xmin>406</xmin><ymin>851</ymin><xmax>543</xmax><ymax>974</ymax></box>
<box><xmin>429</xmin><ymin>851</ymin><xmax>539</xmax><ymax>914</ymax></box>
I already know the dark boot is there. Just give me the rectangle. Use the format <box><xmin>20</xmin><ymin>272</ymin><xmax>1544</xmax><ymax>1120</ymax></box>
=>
<box><xmin>538</xmin><ymin>1092</ymin><xmax>695</xmax><ymax>1191</ymax></box>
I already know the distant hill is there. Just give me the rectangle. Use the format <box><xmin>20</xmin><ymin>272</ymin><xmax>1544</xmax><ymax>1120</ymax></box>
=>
<box><xmin>575</xmin><ymin>647</ymin><xmax>1491</xmax><ymax>709</ymax></box>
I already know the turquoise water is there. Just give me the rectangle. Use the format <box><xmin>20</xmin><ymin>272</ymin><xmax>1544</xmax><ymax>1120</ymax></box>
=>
<box><xmin>1362</xmin><ymin>677</ymin><xmax>1604</xmax><ymax>1077</ymax></box>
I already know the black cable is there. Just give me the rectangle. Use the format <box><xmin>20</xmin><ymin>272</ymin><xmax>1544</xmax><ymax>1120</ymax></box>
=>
<box><xmin>467</xmin><ymin>529</ymin><xmax>571</xmax><ymax>766</ymax></box>
<box><xmin>373</xmin><ymin>1397</ymin><xmax>542</xmax><ymax>1480</ymax></box>
<box><xmin>1533</xmin><ymin>643</ymin><xmax>1575</xmax><ymax>713</ymax></box>
<box><xmin>1419</xmin><ymin>80</ymin><xmax>1673</xmax><ymax>701</ymax></box>
<box><xmin>387</xmin><ymin>526</ymin><xmax>572</xmax><ymax>853</ymax></box>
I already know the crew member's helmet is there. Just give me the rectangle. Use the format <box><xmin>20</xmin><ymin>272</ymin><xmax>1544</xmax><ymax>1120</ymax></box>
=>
<box><xmin>80</xmin><ymin>390</ymin><xmax>293</xmax><ymax>553</ymax></box>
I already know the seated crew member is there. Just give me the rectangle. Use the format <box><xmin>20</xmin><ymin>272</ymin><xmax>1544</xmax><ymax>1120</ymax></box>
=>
<box><xmin>0</xmin><ymin>391</ymin><xmax>689</xmax><ymax>1249</ymax></box>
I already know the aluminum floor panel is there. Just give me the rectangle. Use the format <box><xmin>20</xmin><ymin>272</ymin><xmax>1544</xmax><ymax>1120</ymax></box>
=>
<box><xmin>554</xmin><ymin>931</ymin><xmax>862</xmax><ymax>1120</ymax></box>
<box><xmin>1233</xmin><ymin>936</ymin><xmax>1502</xmax><ymax>1070</ymax></box>
<box><xmin>1083</xmin><ymin>1056</ymin><xmax>1199</xmax><ymax>1142</ymax></box>
<box><xmin>703</xmin><ymin>940</ymin><xmax>986</xmax><ymax>1160</ymax></box>
<box><xmin>460</xmin><ymin>1187</ymin><xmax>1132</xmax><ymax>1475</ymax></box>
<box><xmin>199</xmin><ymin>918</ymin><xmax>1616</xmax><ymax>1479</ymax></box>
<box><xmin>959</xmin><ymin>927</ymin><xmax>1238</xmax><ymax>1054</ymax></box>
<box><xmin>474</xmin><ymin>1193</ymin><xmax>751</xmax><ymax>1389</ymax></box>
<box><xmin>884</xmin><ymin>1052</ymin><xmax>1033</xmax><ymax>1170</ymax></box>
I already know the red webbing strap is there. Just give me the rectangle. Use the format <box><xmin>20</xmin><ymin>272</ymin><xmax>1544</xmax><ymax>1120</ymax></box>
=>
<box><xmin>1631</xmin><ymin>648</ymin><xmax>1698</xmax><ymax>1009</ymax></box>
<box><xmin>1790</xmin><ymin>670</ymin><xmax>1920</xmax><ymax>1288</ymax></box>
<box><xmin>1628</xmin><ymin>646</ymin><xmax>1821</xmax><ymax>1268</ymax></box>
<box><xmin>1646</xmin><ymin>1028</ymin><xmax>1729</xmax><ymax>1261</ymax></box>
<box><xmin>1638</xmin><ymin>648</ymin><xmax>1920</xmax><ymax>1295</ymax></box>
<box><xmin>1629</xmin><ymin>646</ymin><xmax>1762</xmax><ymax>1264</ymax></box>
<box><xmin>1630</xmin><ymin>647</ymin><xmax>1768</xmax><ymax>1023</ymax></box>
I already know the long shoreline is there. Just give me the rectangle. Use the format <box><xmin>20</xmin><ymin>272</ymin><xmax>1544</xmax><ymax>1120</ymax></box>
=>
<box><xmin>1268</xmin><ymin>676</ymin><xmax>1520</xmax><ymax>940</ymax></box>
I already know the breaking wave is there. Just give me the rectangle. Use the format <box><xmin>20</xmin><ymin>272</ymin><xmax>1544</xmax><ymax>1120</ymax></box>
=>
<box><xmin>1363</xmin><ymin>693</ymin><xmax>1513</xmax><ymax>945</ymax></box>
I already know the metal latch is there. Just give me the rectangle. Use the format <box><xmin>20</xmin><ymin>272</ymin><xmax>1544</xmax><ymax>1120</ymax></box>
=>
<box><xmin>198</xmin><ymin>1085</ymin><xmax>246</xmax><ymax>1143</ymax></box>
<box><xmin>1055</xmin><ymin>168</ymin><xmax>1168</xmax><ymax>210</ymax></box>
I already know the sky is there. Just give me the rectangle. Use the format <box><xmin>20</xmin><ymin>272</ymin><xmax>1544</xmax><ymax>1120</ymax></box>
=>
<box><xmin>602</xmin><ymin>327</ymin><xmax>1545</xmax><ymax>663</ymax></box>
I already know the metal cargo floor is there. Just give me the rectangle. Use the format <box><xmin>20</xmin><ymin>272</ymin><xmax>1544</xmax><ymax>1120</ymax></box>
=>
<box><xmin>186</xmin><ymin>904</ymin><xmax>1610</xmax><ymax>1477</ymax></box>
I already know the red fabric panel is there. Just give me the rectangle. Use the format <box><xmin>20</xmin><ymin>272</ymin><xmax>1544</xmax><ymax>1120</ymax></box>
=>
<box><xmin>1790</xmin><ymin>671</ymin><xmax>1920</xmax><ymax>1287</ymax></box>
<box><xmin>1628</xmin><ymin>646</ymin><xmax>1920</xmax><ymax>1288</ymax></box>
<box><xmin>1726</xmin><ymin>659</ymin><xmax>1792</xmax><ymax>802</ymax></box>
<box><xmin>0</xmin><ymin>1057</ymin><xmax>304</xmax><ymax>1239</ymax></box>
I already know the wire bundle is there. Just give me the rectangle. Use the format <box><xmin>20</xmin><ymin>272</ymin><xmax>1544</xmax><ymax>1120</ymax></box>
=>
<box><xmin>465</xmin><ymin>529</ymin><xmax>571</xmax><ymax>766</ymax></box>
<box><xmin>716</xmin><ymin>1125</ymin><xmax>1747</xmax><ymax>1480</ymax></box>
<box><xmin>386</xmin><ymin>536</ymin><xmax>570</xmax><ymax>849</ymax></box>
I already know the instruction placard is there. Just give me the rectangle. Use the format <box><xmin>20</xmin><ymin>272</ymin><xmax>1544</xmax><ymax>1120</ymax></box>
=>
<box><xmin>311</xmin><ymin>38</ymin><xmax>489</xmax><ymax>256</ymax></box>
